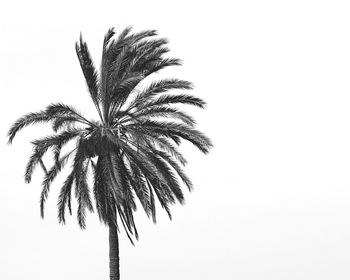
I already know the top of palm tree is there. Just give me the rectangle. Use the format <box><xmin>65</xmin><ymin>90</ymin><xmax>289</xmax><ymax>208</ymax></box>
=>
<box><xmin>7</xmin><ymin>27</ymin><xmax>212</xmax><ymax>243</ymax></box>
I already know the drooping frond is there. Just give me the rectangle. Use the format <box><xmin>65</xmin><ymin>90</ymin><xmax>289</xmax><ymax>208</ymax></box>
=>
<box><xmin>148</xmin><ymin>152</ymin><xmax>184</xmax><ymax>204</ymax></box>
<box><xmin>56</xmin><ymin>138</ymin><xmax>94</xmax><ymax>227</ymax></box>
<box><xmin>25</xmin><ymin>129</ymin><xmax>82</xmax><ymax>183</ymax></box>
<box><xmin>7</xmin><ymin>103</ymin><xmax>89</xmax><ymax>144</ymax></box>
<box><xmin>148</xmin><ymin>179</ymin><xmax>157</xmax><ymax>222</ymax></box>
<box><xmin>106</xmin><ymin>133</ymin><xmax>183</xmax><ymax>219</ymax></box>
<box><xmin>75</xmin><ymin>159</ymin><xmax>93</xmax><ymax>229</ymax></box>
<box><xmin>123</xmin><ymin>159</ymin><xmax>152</xmax><ymax>219</ymax></box>
<box><xmin>24</xmin><ymin>146</ymin><xmax>47</xmax><ymax>183</ymax></box>
<box><xmin>40</xmin><ymin>151</ymin><xmax>73</xmax><ymax>218</ymax></box>
<box><xmin>72</xmin><ymin>139</ymin><xmax>94</xmax><ymax>229</ymax></box>
<box><xmin>92</xmin><ymin>156</ymin><xmax>110</xmax><ymax>224</ymax></box>
<box><xmin>31</xmin><ymin>128</ymin><xmax>83</xmax><ymax>150</ymax></box>
<box><xmin>57</xmin><ymin>172</ymin><xmax>75</xmax><ymax>224</ymax></box>
<box><xmin>8</xmin><ymin>111</ymin><xmax>49</xmax><ymax>144</ymax></box>
<box><xmin>126</xmin><ymin>120</ymin><xmax>212</xmax><ymax>154</ymax></box>
<box><xmin>147</xmin><ymin>178</ymin><xmax>173</xmax><ymax>220</ymax></box>
<box><xmin>106</xmin><ymin>152</ymin><xmax>124</xmax><ymax>202</ymax></box>
<box><xmin>152</xmin><ymin>149</ymin><xmax>193</xmax><ymax>191</ymax></box>
<box><xmin>117</xmin><ymin>157</ymin><xmax>139</xmax><ymax>239</ymax></box>
<box><xmin>126</xmin><ymin>129</ymin><xmax>187</xmax><ymax>165</ymax></box>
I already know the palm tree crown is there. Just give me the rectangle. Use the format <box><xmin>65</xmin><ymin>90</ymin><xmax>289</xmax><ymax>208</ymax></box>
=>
<box><xmin>8</xmin><ymin>27</ymin><xmax>212</xmax><ymax>243</ymax></box>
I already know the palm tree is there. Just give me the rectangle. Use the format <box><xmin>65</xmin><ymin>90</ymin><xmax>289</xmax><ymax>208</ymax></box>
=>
<box><xmin>7</xmin><ymin>27</ymin><xmax>212</xmax><ymax>280</ymax></box>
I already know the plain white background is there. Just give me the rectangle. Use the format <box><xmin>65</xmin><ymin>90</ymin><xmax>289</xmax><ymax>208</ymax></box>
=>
<box><xmin>1</xmin><ymin>0</ymin><xmax>350</xmax><ymax>279</ymax></box>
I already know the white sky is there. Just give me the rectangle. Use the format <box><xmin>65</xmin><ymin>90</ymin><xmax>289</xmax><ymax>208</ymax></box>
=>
<box><xmin>1</xmin><ymin>0</ymin><xmax>350</xmax><ymax>279</ymax></box>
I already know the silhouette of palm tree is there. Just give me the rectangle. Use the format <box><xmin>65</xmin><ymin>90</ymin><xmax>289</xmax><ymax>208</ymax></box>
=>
<box><xmin>8</xmin><ymin>27</ymin><xmax>212</xmax><ymax>280</ymax></box>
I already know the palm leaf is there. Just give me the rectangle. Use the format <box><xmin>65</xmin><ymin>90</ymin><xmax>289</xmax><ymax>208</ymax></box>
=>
<box><xmin>128</xmin><ymin>78</ymin><xmax>193</xmax><ymax>109</ymax></box>
<box><xmin>8</xmin><ymin>111</ymin><xmax>49</xmax><ymax>144</ymax></box>
<box><xmin>127</xmin><ymin>120</ymin><xmax>212</xmax><ymax>154</ymax></box>
<box><xmin>140</xmin><ymin>94</ymin><xmax>206</xmax><ymax>109</ymax></box>
<box><xmin>40</xmin><ymin>151</ymin><xmax>72</xmax><ymax>218</ymax></box>
<box><xmin>57</xmin><ymin>172</ymin><xmax>75</xmax><ymax>224</ymax></box>
<box><xmin>75</xmin><ymin>34</ymin><xmax>101</xmax><ymax>117</ymax></box>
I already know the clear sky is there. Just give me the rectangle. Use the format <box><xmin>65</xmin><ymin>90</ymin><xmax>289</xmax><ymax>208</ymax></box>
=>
<box><xmin>1</xmin><ymin>0</ymin><xmax>350</xmax><ymax>279</ymax></box>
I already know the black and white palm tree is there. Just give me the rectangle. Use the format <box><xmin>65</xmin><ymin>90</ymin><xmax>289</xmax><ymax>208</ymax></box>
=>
<box><xmin>8</xmin><ymin>27</ymin><xmax>212</xmax><ymax>280</ymax></box>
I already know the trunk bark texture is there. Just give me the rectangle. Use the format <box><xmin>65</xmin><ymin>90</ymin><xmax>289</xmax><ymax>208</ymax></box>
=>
<box><xmin>109</xmin><ymin>224</ymin><xmax>120</xmax><ymax>280</ymax></box>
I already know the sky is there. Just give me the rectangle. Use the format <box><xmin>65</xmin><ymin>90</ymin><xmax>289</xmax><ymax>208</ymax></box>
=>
<box><xmin>1</xmin><ymin>0</ymin><xmax>350</xmax><ymax>279</ymax></box>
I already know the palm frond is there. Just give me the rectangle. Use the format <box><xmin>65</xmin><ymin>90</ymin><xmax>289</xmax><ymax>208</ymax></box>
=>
<box><xmin>76</xmin><ymin>161</ymin><xmax>94</xmax><ymax>228</ymax></box>
<box><xmin>40</xmin><ymin>151</ymin><xmax>72</xmax><ymax>218</ymax></box>
<box><xmin>73</xmin><ymin>140</ymin><xmax>94</xmax><ymax>229</ymax></box>
<box><xmin>7</xmin><ymin>111</ymin><xmax>49</xmax><ymax>144</ymax></box>
<box><xmin>106</xmin><ymin>134</ymin><xmax>168</xmax><ymax>186</ymax></box>
<box><xmin>24</xmin><ymin>147</ymin><xmax>43</xmax><ymax>183</ymax></box>
<box><xmin>31</xmin><ymin>128</ymin><xmax>82</xmax><ymax>150</ymax></box>
<box><xmin>93</xmin><ymin>156</ymin><xmax>110</xmax><ymax>224</ymax></box>
<box><xmin>140</xmin><ymin>94</ymin><xmax>206</xmax><ymax>110</ymax></box>
<box><xmin>106</xmin><ymin>152</ymin><xmax>124</xmax><ymax>201</ymax></box>
<box><xmin>151</xmin><ymin>153</ymin><xmax>184</xmax><ymax>204</ymax></box>
<box><xmin>129</xmin><ymin>106</ymin><xmax>196</xmax><ymax>127</ymax></box>
<box><xmin>124</xmin><ymin>159</ymin><xmax>152</xmax><ymax>218</ymax></box>
<box><xmin>144</xmin><ymin>57</ymin><xmax>182</xmax><ymax>76</ymax></box>
<box><xmin>76</xmin><ymin>34</ymin><xmax>101</xmax><ymax>119</ymax></box>
<box><xmin>25</xmin><ymin>147</ymin><xmax>51</xmax><ymax>184</ymax></box>
<box><xmin>103</xmin><ymin>27</ymin><xmax>116</xmax><ymax>49</ymax></box>
<box><xmin>122</xmin><ymin>39</ymin><xmax>169</xmax><ymax>78</ymax></box>
<box><xmin>109</xmin><ymin>73</ymin><xmax>145</xmax><ymax>115</ymax></box>
<box><xmin>148</xmin><ymin>181</ymin><xmax>157</xmax><ymax>222</ymax></box>
<box><xmin>57</xmin><ymin>172</ymin><xmax>75</xmax><ymax>224</ymax></box>
<box><xmin>128</xmin><ymin>79</ymin><xmax>193</xmax><ymax>109</ymax></box>
<box><xmin>52</xmin><ymin>116</ymin><xmax>79</xmax><ymax>132</ymax></box>
<box><xmin>26</xmin><ymin>129</ymin><xmax>81</xmax><ymax>183</ymax></box>
<box><xmin>112</xmin><ymin>136</ymin><xmax>183</xmax><ymax>206</ymax></box>
<box><xmin>45</xmin><ymin>103</ymin><xmax>94</xmax><ymax>126</ymax></box>
<box><xmin>126</xmin><ymin>129</ymin><xmax>187</xmax><ymax>165</ymax></box>
<box><xmin>116</xmin><ymin>204</ymin><xmax>136</xmax><ymax>244</ymax></box>
<box><xmin>127</xmin><ymin>120</ymin><xmax>212</xmax><ymax>154</ymax></box>
<box><xmin>147</xmin><ymin>179</ymin><xmax>173</xmax><ymax>220</ymax></box>
<box><xmin>153</xmin><ymin>149</ymin><xmax>193</xmax><ymax>191</ymax></box>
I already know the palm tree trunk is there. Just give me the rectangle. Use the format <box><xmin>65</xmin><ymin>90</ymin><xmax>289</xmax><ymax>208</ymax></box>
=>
<box><xmin>109</xmin><ymin>224</ymin><xmax>120</xmax><ymax>280</ymax></box>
